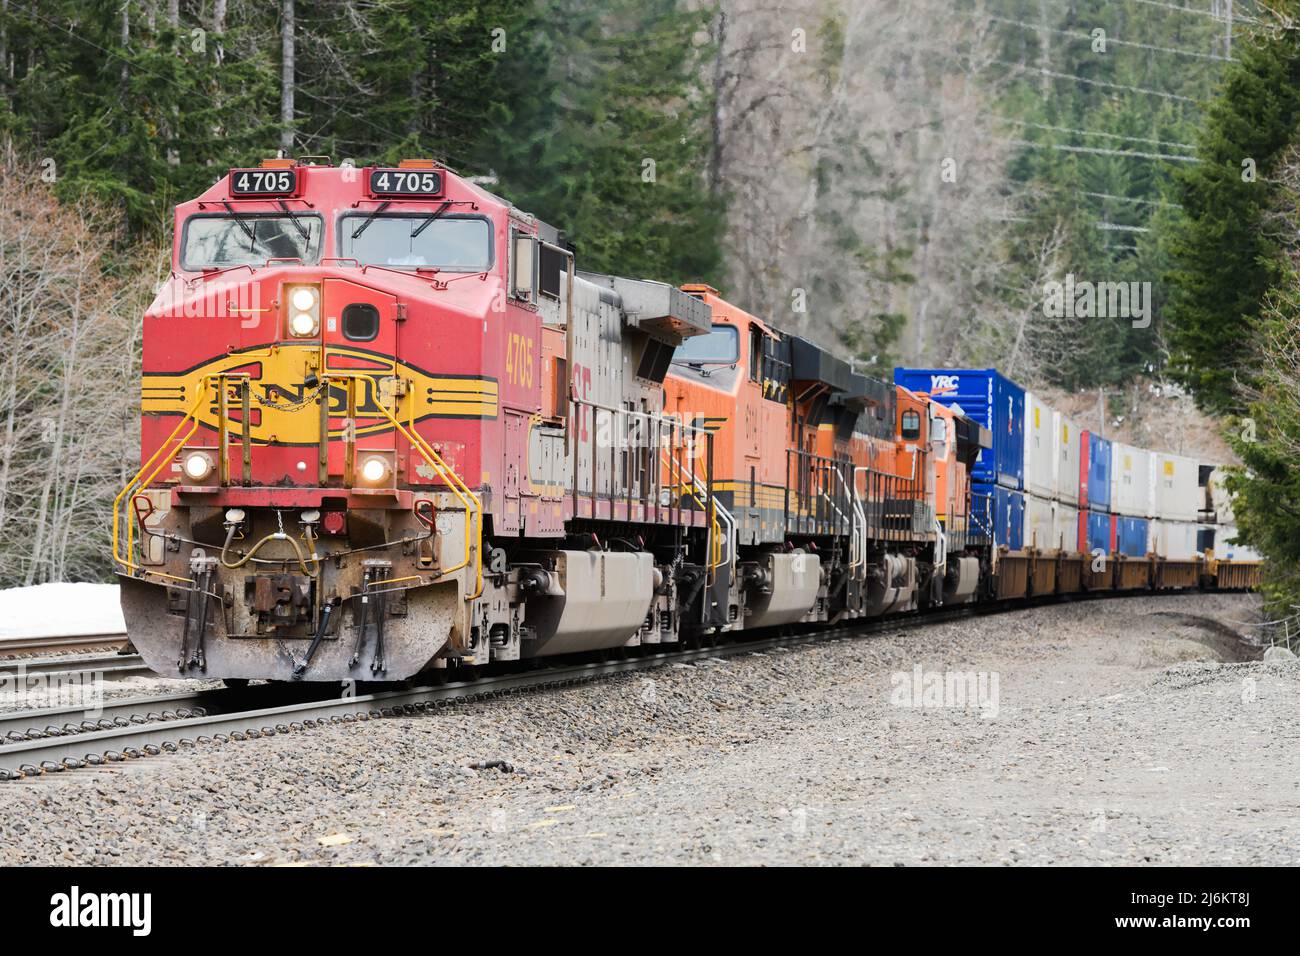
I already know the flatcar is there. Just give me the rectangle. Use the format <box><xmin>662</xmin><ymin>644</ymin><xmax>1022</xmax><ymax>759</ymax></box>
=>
<box><xmin>114</xmin><ymin>158</ymin><xmax>1261</xmax><ymax>682</ymax></box>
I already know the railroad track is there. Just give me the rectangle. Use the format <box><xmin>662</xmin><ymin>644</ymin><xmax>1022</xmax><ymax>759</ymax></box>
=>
<box><xmin>0</xmin><ymin>607</ymin><xmax>970</xmax><ymax>780</ymax></box>
<box><xmin>0</xmin><ymin>590</ymin><xmax>1239</xmax><ymax>781</ymax></box>
<box><xmin>1</xmin><ymin>650</ymin><xmax>151</xmax><ymax>681</ymax></box>
<box><xmin>0</xmin><ymin>633</ymin><xmax>128</xmax><ymax>659</ymax></box>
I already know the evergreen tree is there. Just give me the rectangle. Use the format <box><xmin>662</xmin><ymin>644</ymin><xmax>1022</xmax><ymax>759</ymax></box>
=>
<box><xmin>1161</xmin><ymin>11</ymin><xmax>1300</xmax><ymax>414</ymax></box>
<box><xmin>990</xmin><ymin>0</ymin><xmax>1228</xmax><ymax>391</ymax></box>
<box><xmin>487</xmin><ymin>0</ymin><xmax>724</xmax><ymax>284</ymax></box>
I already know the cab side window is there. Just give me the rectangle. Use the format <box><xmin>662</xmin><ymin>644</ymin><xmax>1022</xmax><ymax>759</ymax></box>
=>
<box><xmin>510</xmin><ymin>229</ymin><xmax>538</xmax><ymax>303</ymax></box>
<box><xmin>748</xmin><ymin>325</ymin><xmax>763</xmax><ymax>382</ymax></box>
<box><xmin>901</xmin><ymin>409</ymin><xmax>922</xmax><ymax>441</ymax></box>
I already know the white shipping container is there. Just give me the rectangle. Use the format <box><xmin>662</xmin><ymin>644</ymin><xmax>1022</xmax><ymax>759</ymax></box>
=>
<box><xmin>1024</xmin><ymin>492</ymin><xmax>1056</xmax><ymax>551</ymax></box>
<box><xmin>1053</xmin><ymin>411</ymin><xmax>1080</xmax><ymax>506</ymax></box>
<box><xmin>1054</xmin><ymin>502</ymin><xmax>1079</xmax><ymax>552</ymax></box>
<box><xmin>1153</xmin><ymin>452</ymin><xmax>1198</xmax><ymax>522</ymax></box>
<box><xmin>1111</xmin><ymin>442</ymin><xmax>1152</xmax><ymax>517</ymax></box>
<box><xmin>1219</xmin><ymin>526</ymin><xmax>1263</xmax><ymax>562</ymax></box>
<box><xmin>1023</xmin><ymin>392</ymin><xmax>1055</xmax><ymax>499</ymax></box>
<box><xmin>1153</xmin><ymin>520</ymin><xmax>1197</xmax><ymax>560</ymax></box>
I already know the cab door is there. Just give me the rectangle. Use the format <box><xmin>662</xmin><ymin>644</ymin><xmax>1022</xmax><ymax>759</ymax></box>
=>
<box><xmin>321</xmin><ymin>277</ymin><xmax>401</xmax><ymax>480</ymax></box>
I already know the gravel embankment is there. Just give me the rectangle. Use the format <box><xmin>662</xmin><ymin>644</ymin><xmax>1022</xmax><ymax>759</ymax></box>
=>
<box><xmin>3</xmin><ymin>591</ymin><xmax>1296</xmax><ymax>866</ymax></box>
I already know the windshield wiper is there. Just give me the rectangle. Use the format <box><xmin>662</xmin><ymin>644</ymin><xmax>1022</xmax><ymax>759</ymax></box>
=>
<box><xmin>351</xmin><ymin>201</ymin><xmax>391</xmax><ymax>240</ymax></box>
<box><xmin>221</xmin><ymin>201</ymin><xmax>256</xmax><ymax>244</ymax></box>
<box><xmin>411</xmin><ymin>201</ymin><xmax>454</xmax><ymax>239</ymax></box>
<box><xmin>278</xmin><ymin>200</ymin><xmax>310</xmax><ymax>241</ymax></box>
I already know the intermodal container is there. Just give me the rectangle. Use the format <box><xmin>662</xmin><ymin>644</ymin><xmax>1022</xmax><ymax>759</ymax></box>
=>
<box><xmin>1082</xmin><ymin>509</ymin><xmax>1111</xmax><ymax>554</ymax></box>
<box><xmin>973</xmin><ymin>481</ymin><xmax>1024</xmax><ymax>550</ymax></box>
<box><xmin>1110</xmin><ymin>442</ymin><xmax>1152</xmax><ymax>517</ymax></box>
<box><xmin>1219</xmin><ymin>527</ymin><xmax>1263</xmax><ymax>562</ymax></box>
<box><xmin>994</xmin><ymin>485</ymin><xmax>1025</xmax><ymax>550</ymax></box>
<box><xmin>895</xmin><ymin>368</ymin><xmax>1024</xmax><ymax>489</ymax></box>
<box><xmin>1079</xmin><ymin>431</ymin><xmax>1112</xmax><ymax>512</ymax></box>
<box><xmin>1055</xmin><ymin>502</ymin><xmax>1079</xmax><ymax>552</ymax></box>
<box><xmin>1152</xmin><ymin>452</ymin><xmax>1199</xmax><ymax>522</ymax></box>
<box><xmin>1116</xmin><ymin>516</ymin><xmax>1150</xmax><ymax>557</ymax></box>
<box><xmin>1054</xmin><ymin>412</ymin><xmax>1080</xmax><ymax>505</ymax></box>
<box><xmin>1153</xmin><ymin>520</ymin><xmax>1197</xmax><ymax>561</ymax></box>
<box><xmin>1023</xmin><ymin>491</ymin><xmax>1055</xmax><ymax>551</ymax></box>
<box><xmin>1023</xmin><ymin>392</ymin><xmax>1055</xmax><ymax>499</ymax></box>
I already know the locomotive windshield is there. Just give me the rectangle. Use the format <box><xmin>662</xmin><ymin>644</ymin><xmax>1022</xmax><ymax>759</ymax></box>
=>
<box><xmin>182</xmin><ymin>214</ymin><xmax>323</xmax><ymax>270</ymax></box>
<box><xmin>338</xmin><ymin>215</ymin><xmax>492</xmax><ymax>271</ymax></box>
<box><xmin>673</xmin><ymin>324</ymin><xmax>739</xmax><ymax>366</ymax></box>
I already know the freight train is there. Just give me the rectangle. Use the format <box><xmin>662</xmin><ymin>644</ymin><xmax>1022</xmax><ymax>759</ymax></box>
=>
<box><xmin>114</xmin><ymin>158</ymin><xmax>1261</xmax><ymax>683</ymax></box>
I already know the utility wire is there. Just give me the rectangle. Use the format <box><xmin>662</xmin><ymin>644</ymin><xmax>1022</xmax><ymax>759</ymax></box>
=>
<box><xmin>1123</xmin><ymin>0</ymin><xmax>1262</xmax><ymax>26</ymax></box>
<box><xmin>1004</xmin><ymin>136</ymin><xmax>1201</xmax><ymax>162</ymax></box>
<box><xmin>1083</xmin><ymin>190</ymin><xmax>1183</xmax><ymax>208</ymax></box>
<box><xmin>988</xmin><ymin>13</ymin><xmax>1236</xmax><ymax>62</ymax></box>
<box><xmin>1009</xmin><ymin>119</ymin><xmax>1196</xmax><ymax>152</ymax></box>
<box><xmin>993</xmin><ymin>60</ymin><xmax>1199</xmax><ymax>103</ymax></box>
<box><xmin>1095</xmin><ymin>221</ymin><xmax>1152</xmax><ymax>232</ymax></box>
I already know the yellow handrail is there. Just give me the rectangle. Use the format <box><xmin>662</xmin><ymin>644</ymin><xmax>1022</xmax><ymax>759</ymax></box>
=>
<box><xmin>113</xmin><ymin>370</ymin><xmax>482</xmax><ymax>604</ymax></box>
<box><xmin>338</xmin><ymin>373</ymin><xmax>482</xmax><ymax>602</ymax></box>
<box><xmin>113</xmin><ymin>375</ymin><xmax>223</xmax><ymax>582</ymax></box>
<box><xmin>660</xmin><ymin>449</ymin><xmax>726</xmax><ymax>572</ymax></box>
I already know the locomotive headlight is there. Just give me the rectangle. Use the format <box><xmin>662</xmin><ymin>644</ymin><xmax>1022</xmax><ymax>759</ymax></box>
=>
<box><xmin>359</xmin><ymin>455</ymin><xmax>390</xmax><ymax>485</ymax></box>
<box><xmin>290</xmin><ymin>287</ymin><xmax>318</xmax><ymax>312</ymax></box>
<box><xmin>286</xmin><ymin>284</ymin><xmax>320</xmax><ymax>337</ymax></box>
<box><xmin>183</xmin><ymin>451</ymin><xmax>214</xmax><ymax>481</ymax></box>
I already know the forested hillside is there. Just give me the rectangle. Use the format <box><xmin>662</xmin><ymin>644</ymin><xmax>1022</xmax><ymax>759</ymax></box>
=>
<box><xmin>0</xmin><ymin>0</ymin><xmax>1288</xmax><ymax>590</ymax></box>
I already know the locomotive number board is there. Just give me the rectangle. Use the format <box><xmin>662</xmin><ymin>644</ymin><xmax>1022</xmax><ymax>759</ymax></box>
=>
<box><xmin>229</xmin><ymin>168</ymin><xmax>299</xmax><ymax>196</ymax></box>
<box><xmin>369</xmin><ymin>168</ymin><xmax>443</xmax><ymax>197</ymax></box>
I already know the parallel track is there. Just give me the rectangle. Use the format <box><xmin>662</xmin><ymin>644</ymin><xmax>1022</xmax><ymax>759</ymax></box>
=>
<box><xmin>0</xmin><ymin>633</ymin><xmax>128</xmax><ymax>658</ymax></box>
<box><xmin>0</xmin><ymin>589</ymin><xmax>1246</xmax><ymax>781</ymax></box>
<box><xmin>1</xmin><ymin>651</ymin><xmax>150</xmax><ymax>680</ymax></box>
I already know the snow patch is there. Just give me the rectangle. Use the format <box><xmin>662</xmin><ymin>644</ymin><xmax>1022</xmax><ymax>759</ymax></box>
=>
<box><xmin>0</xmin><ymin>583</ymin><xmax>125</xmax><ymax>640</ymax></box>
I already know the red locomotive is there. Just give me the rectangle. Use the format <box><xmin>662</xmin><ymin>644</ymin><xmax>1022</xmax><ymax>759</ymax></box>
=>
<box><xmin>115</xmin><ymin>157</ymin><xmax>1256</xmax><ymax>683</ymax></box>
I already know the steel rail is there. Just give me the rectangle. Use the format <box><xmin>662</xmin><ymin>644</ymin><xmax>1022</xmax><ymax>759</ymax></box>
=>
<box><xmin>0</xmin><ymin>589</ymin><xmax>1236</xmax><ymax>781</ymax></box>
<box><xmin>1</xmin><ymin>652</ymin><xmax>150</xmax><ymax>681</ymax></box>
<box><xmin>0</xmin><ymin>634</ymin><xmax>128</xmax><ymax>658</ymax></box>
<box><xmin>0</xmin><ymin>610</ymin><xmax>965</xmax><ymax>780</ymax></box>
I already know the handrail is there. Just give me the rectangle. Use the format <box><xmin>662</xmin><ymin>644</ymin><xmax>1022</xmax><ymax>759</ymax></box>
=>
<box><xmin>662</xmin><ymin>446</ymin><xmax>734</xmax><ymax>574</ymax></box>
<box><xmin>112</xmin><ymin>369</ymin><xmax>483</xmax><ymax>603</ymax></box>
<box><xmin>332</xmin><ymin>372</ymin><xmax>483</xmax><ymax>602</ymax></box>
<box><xmin>835</xmin><ymin>464</ymin><xmax>866</xmax><ymax>571</ymax></box>
<box><xmin>113</xmin><ymin>374</ymin><xmax>246</xmax><ymax>584</ymax></box>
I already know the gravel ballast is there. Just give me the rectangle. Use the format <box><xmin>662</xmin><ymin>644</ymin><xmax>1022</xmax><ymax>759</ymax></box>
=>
<box><xmin>3</xmin><ymin>591</ymin><xmax>1296</xmax><ymax>866</ymax></box>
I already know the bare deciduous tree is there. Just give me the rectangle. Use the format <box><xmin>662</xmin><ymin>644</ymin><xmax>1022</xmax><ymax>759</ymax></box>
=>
<box><xmin>0</xmin><ymin>161</ymin><xmax>157</xmax><ymax>586</ymax></box>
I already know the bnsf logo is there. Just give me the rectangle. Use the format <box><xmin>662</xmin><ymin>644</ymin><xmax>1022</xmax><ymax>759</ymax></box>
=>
<box><xmin>930</xmin><ymin>375</ymin><xmax>959</xmax><ymax>394</ymax></box>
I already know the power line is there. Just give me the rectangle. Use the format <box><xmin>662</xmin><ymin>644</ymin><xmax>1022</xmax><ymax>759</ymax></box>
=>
<box><xmin>1123</xmin><ymin>0</ymin><xmax>1262</xmax><ymax>26</ymax></box>
<box><xmin>1083</xmin><ymin>190</ymin><xmax>1183</xmax><ymax>209</ymax></box>
<box><xmin>988</xmin><ymin>13</ymin><xmax>1236</xmax><ymax>62</ymax></box>
<box><xmin>1095</xmin><ymin>221</ymin><xmax>1152</xmax><ymax>232</ymax></box>
<box><xmin>993</xmin><ymin>60</ymin><xmax>1199</xmax><ymax>103</ymax></box>
<box><xmin>1005</xmin><ymin>137</ymin><xmax>1201</xmax><ymax>163</ymax></box>
<box><xmin>1009</xmin><ymin>119</ymin><xmax>1196</xmax><ymax>152</ymax></box>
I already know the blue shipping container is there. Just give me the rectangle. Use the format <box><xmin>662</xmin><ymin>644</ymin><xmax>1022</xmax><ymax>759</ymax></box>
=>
<box><xmin>895</xmin><ymin>368</ymin><xmax>1025</xmax><ymax>490</ymax></box>
<box><xmin>971</xmin><ymin>482</ymin><xmax>1024</xmax><ymax>550</ymax></box>
<box><xmin>1086</xmin><ymin>432</ymin><xmax>1112</xmax><ymax>512</ymax></box>
<box><xmin>1117</xmin><ymin>516</ymin><xmax>1150</xmax><ymax>557</ymax></box>
<box><xmin>1084</xmin><ymin>510</ymin><xmax>1111</xmax><ymax>554</ymax></box>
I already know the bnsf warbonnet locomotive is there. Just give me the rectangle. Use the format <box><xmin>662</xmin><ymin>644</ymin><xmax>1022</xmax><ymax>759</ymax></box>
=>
<box><xmin>116</xmin><ymin>158</ymin><xmax>1261</xmax><ymax>682</ymax></box>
